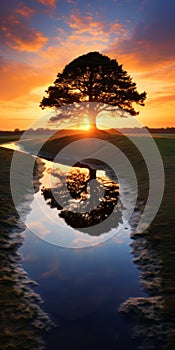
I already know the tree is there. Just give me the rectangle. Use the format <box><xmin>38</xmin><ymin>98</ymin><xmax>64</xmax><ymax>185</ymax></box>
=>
<box><xmin>40</xmin><ymin>52</ymin><xmax>146</xmax><ymax>130</ymax></box>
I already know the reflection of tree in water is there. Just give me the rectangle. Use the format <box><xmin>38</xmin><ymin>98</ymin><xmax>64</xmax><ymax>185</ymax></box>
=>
<box><xmin>42</xmin><ymin>161</ymin><xmax>123</xmax><ymax>235</ymax></box>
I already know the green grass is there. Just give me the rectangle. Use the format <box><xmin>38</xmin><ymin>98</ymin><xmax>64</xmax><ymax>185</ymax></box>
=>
<box><xmin>0</xmin><ymin>147</ymin><xmax>19</xmax><ymax>231</ymax></box>
<box><xmin>0</xmin><ymin>135</ymin><xmax>21</xmax><ymax>144</ymax></box>
<box><xmin>119</xmin><ymin>135</ymin><xmax>175</xmax><ymax>349</ymax></box>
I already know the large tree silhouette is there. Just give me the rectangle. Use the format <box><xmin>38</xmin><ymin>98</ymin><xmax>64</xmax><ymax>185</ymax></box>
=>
<box><xmin>40</xmin><ymin>52</ymin><xmax>146</xmax><ymax>130</ymax></box>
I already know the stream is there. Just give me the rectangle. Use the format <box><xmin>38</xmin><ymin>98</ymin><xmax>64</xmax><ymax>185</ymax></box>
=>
<box><xmin>1</xmin><ymin>141</ymin><xmax>146</xmax><ymax>350</ymax></box>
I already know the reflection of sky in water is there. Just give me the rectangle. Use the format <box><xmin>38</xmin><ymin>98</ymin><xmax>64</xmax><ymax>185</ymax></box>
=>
<box><xmin>19</xmin><ymin>159</ymin><xmax>143</xmax><ymax>348</ymax></box>
<box><xmin>19</xmin><ymin>230</ymin><xmax>146</xmax><ymax>350</ymax></box>
<box><xmin>1</xmin><ymin>141</ymin><xmax>24</xmax><ymax>152</ymax></box>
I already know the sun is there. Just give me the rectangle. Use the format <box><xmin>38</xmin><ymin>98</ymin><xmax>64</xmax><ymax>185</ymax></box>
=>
<box><xmin>82</xmin><ymin>117</ymin><xmax>90</xmax><ymax>130</ymax></box>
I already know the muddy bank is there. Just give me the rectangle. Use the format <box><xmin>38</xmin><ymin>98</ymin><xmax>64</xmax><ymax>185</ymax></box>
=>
<box><xmin>0</xmin><ymin>147</ymin><xmax>51</xmax><ymax>349</ymax></box>
<box><xmin>119</xmin><ymin>229</ymin><xmax>175</xmax><ymax>350</ymax></box>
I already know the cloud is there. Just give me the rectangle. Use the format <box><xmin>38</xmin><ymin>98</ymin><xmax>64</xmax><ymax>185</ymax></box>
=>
<box><xmin>0</xmin><ymin>57</ymin><xmax>51</xmax><ymax>100</ymax></box>
<box><xmin>149</xmin><ymin>93</ymin><xmax>175</xmax><ymax>107</ymax></box>
<box><xmin>51</xmin><ymin>11</ymin><xmax>128</xmax><ymax>62</ymax></box>
<box><xmin>66</xmin><ymin>11</ymin><xmax>127</xmax><ymax>41</ymax></box>
<box><xmin>113</xmin><ymin>0</ymin><xmax>175</xmax><ymax>67</ymax></box>
<box><xmin>1</xmin><ymin>14</ymin><xmax>48</xmax><ymax>52</ymax></box>
<box><xmin>41</xmin><ymin>260</ymin><xmax>61</xmax><ymax>279</ymax></box>
<box><xmin>31</xmin><ymin>14</ymin><xmax>127</xmax><ymax>86</ymax></box>
<box><xmin>36</xmin><ymin>0</ymin><xmax>56</xmax><ymax>7</ymax></box>
<box><xmin>40</xmin><ymin>42</ymin><xmax>107</xmax><ymax>72</ymax></box>
<box><xmin>15</xmin><ymin>5</ymin><xmax>35</xmax><ymax>17</ymax></box>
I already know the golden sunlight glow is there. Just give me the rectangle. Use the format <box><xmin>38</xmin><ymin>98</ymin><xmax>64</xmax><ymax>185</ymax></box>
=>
<box><xmin>82</xmin><ymin>117</ymin><xmax>90</xmax><ymax>130</ymax></box>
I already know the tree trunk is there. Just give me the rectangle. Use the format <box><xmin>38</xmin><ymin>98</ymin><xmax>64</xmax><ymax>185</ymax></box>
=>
<box><xmin>89</xmin><ymin>103</ymin><xmax>98</xmax><ymax>131</ymax></box>
<box><xmin>73</xmin><ymin>161</ymin><xmax>97</xmax><ymax>181</ymax></box>
<box><xmin>88</xmin><ymin>166</ymin><xmax>96</xmax><ymax>181</ymax></box>
<box><xmin>90</xmin><ymin>122</ymin><xmax>98</xmax><ymax>132</ymax></box>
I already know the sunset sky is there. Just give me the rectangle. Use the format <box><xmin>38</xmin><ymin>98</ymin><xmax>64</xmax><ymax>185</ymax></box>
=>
<box><xmin>0</xmin><ymin>0</ymin><xmax>175</xmax><ymax>130</ymax></box>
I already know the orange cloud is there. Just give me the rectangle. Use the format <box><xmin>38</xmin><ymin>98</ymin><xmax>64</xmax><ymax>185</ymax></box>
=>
<box><xmin>104</xmin><ymin>42</ymin><xmax>175</xmax><ymax>129</ymax></box>
<box><xmin>56</xmin><ymin>12</ymin><xmax>128</xmax><ymax>55</ymax></box>
<box><xmin>15</xmin><ymin>5</ymin><xmax>35</xmax><ymax>17</ymax></box>
<box><xmin>9</xmin><ymin>31</ymin><xmax>47</xmax><ymax>52</ymax></box>
<box><xmin>149</xmin><ymin>93</ymin><xmax>175</xmax><ymax>107</ymax></box>
<box><xmin>67</xmin><ymin>12</ymin><xmax>127</xmax><ymax>38</ymax></box>
<box><xmin>0</xmin><ymin>58</ymin><xmax>51</xmax><ymax>101</ymax></box>
<box><xmin>36</xmin><ymin>0</ymin><xmax>56</xmax><ymax>7</ymax></box>
<box><xmin>40</xmin><ymin>41</ymin><xmax>107</xmax><ymax>71</ymax></box>
<box><xmin>1</xmin><ymin>15</ymin><xmax>48</xmax><ymax>52</ymax></box>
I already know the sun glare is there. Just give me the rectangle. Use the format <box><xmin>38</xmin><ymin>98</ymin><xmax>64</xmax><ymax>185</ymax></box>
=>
<box><xmin>82</xmin><ymin>117</ymin><xmax>90</xmax><ymax>130</ymax></box>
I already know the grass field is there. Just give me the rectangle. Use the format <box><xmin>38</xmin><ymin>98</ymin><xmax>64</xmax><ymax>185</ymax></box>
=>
<box><xmin>0</xmin><ymin>133</ymin><xmax>23</xmax><ymax>232</ymax></box>
<box><xmin>120</xmin><ymin>135</ymin><xmax>175</xmax><ymax>349</ymax></box>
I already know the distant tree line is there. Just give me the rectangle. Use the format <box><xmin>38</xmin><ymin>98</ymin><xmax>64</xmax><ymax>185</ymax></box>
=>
<box><xmin>119</xmin><ymin>127</ymin><xmax>175</xmax><ymax>134</ymax></box>
<box><xmin>0</xmin><ymin>127</ymin><xmax>175</xmax><ymax>136</ymax></box>
<box><xmin>0</xmin><ymin>129</ymin><xmax>25</xmax><ymax>136</ymax></box>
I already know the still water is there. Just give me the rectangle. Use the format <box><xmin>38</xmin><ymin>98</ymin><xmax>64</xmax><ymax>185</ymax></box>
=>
<box><xmin>2</xmin><ymin>141</ymin><xmax>146</xmax><ymax>349</ymax></box>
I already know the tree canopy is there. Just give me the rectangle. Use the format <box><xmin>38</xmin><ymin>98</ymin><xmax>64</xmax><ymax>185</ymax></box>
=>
<box><xmin>40</xmin><ymin>52</ymin><xmax>146</xmax><ymax>126</ymax></box>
